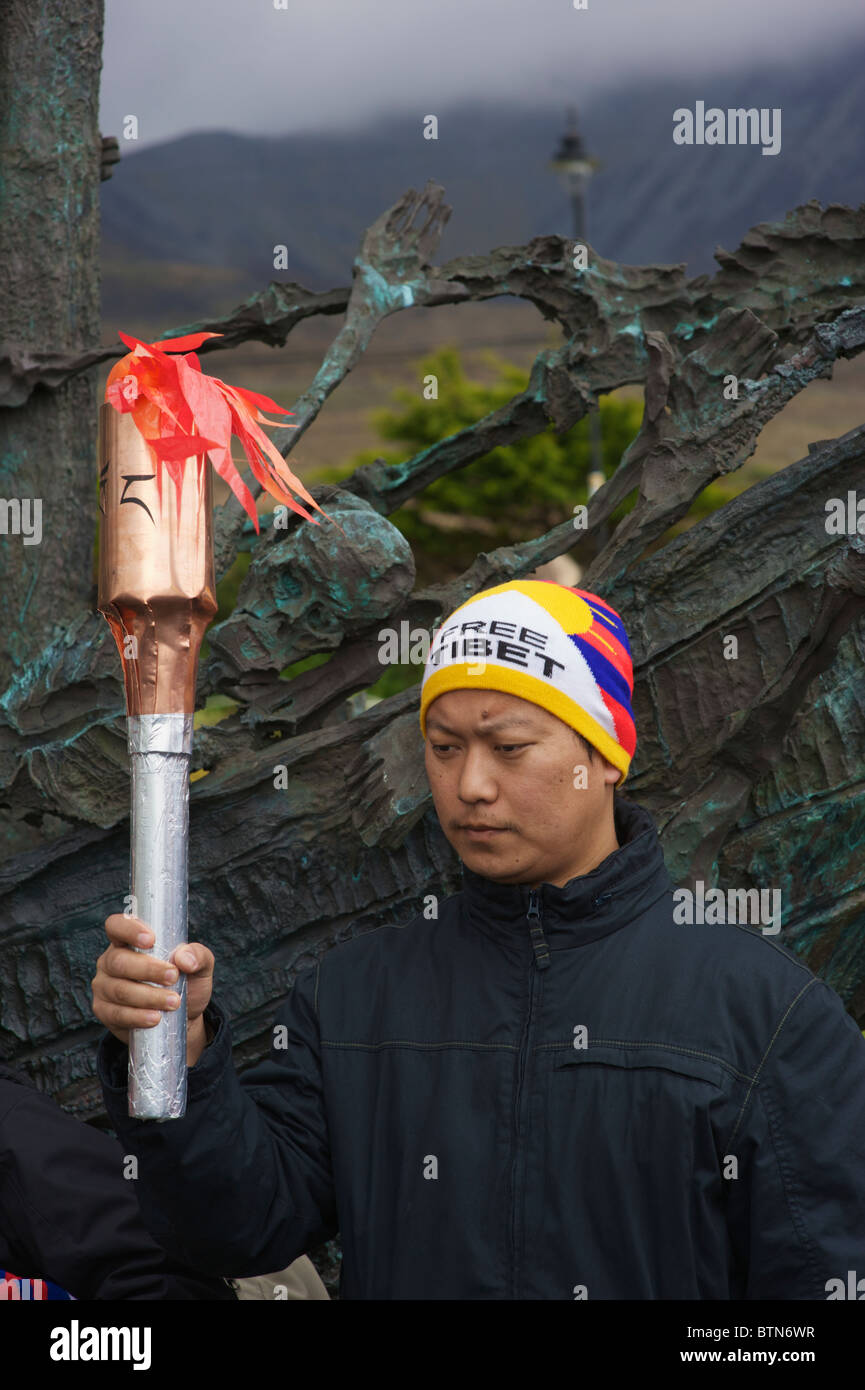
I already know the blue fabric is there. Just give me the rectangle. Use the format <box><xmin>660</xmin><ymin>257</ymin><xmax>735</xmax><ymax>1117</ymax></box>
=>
<box><xmin>1</xmin><ymin>1271</ymin><xmax>74</xmax><ymax>1299</ymax></box>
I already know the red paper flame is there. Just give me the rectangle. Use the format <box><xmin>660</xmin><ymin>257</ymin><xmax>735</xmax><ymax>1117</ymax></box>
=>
<box><xmin>105</xmin><ymin>330</ymin><xmax>337</xmax><ymax>535</ymax></box>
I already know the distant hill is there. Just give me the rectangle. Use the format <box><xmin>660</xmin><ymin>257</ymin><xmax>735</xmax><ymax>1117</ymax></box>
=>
<box><xmin>100</xmin><ymin>39</ymin><xmax>865</xmax><ymax>329</ymax></box>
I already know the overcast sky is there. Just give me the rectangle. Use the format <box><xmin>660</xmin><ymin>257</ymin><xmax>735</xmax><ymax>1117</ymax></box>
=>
<box><xmin>101</xmin><ymin>0</ymin><xmax>865</xmax><ymax>149</ymax></box>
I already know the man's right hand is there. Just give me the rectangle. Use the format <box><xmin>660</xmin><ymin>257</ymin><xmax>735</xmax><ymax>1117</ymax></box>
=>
<box><xmin>92</xmin><ymin>914</ymin><xmax>215</xmax><ymax>1068</ymax></box>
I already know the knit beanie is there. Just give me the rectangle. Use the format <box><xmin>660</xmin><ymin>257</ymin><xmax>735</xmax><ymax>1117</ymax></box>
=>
<box><xmin>419</xmin><ymin>579</ymin><xmax>636</xmax><ymax>786</ymax></box>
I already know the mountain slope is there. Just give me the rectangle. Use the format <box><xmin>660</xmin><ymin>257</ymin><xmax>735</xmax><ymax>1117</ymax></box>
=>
<box><xmin>100</xmin><ymin>39</ymin><xmax>865</xmax><ymax>326</ymax></box>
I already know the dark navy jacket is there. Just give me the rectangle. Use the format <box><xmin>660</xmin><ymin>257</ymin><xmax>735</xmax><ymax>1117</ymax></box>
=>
<box><xmin>98</xmin><ymin>797</ymin><xmax>865</xmax><ymax>1299</ymax></box>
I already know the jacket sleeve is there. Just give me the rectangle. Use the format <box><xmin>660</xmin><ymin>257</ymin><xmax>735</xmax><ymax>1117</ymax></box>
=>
<box><xmin>97</xmin><ymin>962</ymin><xmax>338</xmax><ymax>1279</ymax></box>
<box><xmin>727</xmin><ymin>976</ymin><xmax>865</xmax><ymax>1299</ymax></box>
<box><xmin>0</xmin><ymin>1081</ymin><xmax>236</xmax><ymax>1299</ymax></box>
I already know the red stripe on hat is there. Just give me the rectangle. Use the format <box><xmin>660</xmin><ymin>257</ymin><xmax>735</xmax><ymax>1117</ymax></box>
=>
<box><xmin>598</xmin><ymin>687</ymin><xmax>637</xmax><ymax>758</ymax></box>
<box><xmin>579</xmin><ymin>621</ymin><xmax>633</xmax><ymax>691</ymax></box>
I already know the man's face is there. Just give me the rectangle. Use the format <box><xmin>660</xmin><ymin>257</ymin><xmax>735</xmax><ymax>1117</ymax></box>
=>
<box><xmin>423</xmin><ymin>688</ymin><xmax>620</xmax><ymax>889</ymax></box>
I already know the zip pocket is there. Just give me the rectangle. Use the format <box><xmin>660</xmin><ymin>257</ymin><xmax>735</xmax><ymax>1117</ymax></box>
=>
<box><xmin>552</xmin><ymin>1042</ymin><xmax>733</xmax><ymax>1089</ymax></box>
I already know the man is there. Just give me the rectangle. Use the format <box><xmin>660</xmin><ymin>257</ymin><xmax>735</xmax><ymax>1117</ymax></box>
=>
<box><xmin>92</xmin><ymin>579</ymin><xmax>865</xmax><ymax>1298</ymax></box>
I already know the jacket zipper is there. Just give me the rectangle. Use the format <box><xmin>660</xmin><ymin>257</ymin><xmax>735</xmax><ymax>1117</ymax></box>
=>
<box><xmin>510</xmin><ymin>887</ymin><xmax>550</xmax><ymax>1298</ymax></box>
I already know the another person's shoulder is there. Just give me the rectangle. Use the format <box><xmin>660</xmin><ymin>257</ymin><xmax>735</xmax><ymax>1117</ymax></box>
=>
<box><xmin>0</xmin><ymin>1066</ymin><xmax>113</xmax><ymax>1160</ymax></box>
<box><xmin>0</xmin><ymin>1065</ymin><xmax>50</xmax><ymax>1129</ymax></box>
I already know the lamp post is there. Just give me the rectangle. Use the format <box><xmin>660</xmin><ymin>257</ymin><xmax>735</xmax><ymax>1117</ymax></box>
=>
<box><xmin>548</xmin><ymin>106</ymin><xmax>596</xmax><ymax>243</ymax></box>
<box><xmin>549</xmin><ymin>108</ymin><xmax>606</xmax><ymax>545</ymax></box>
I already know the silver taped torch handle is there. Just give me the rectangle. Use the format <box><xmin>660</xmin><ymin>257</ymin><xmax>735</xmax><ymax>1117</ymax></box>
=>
<box><xmin>127</xmin><ymin>714</ymin><xmax>193</xmax><ymax>1120</ymax></box>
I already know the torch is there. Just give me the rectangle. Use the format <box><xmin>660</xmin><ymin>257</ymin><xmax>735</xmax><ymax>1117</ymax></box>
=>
<box><xmin>97</xmin><ymin>330</ymin><xmax>337</xmax><ymax>1119</ymax></box>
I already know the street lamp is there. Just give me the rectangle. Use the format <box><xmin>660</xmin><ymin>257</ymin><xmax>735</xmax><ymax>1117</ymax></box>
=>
<box><xmin>549</xmin><ymin>107</ymin><xmax>606</xmax><ymax>546</ymax></box>
<box><xmin>548</xmin><ymin>106</ymin><xmax>599</xmax><ymax>244</ymax></box>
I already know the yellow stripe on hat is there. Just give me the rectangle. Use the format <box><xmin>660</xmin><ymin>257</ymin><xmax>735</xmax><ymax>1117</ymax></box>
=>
<box><xmin>451</xmin><ymin>580</ymin><xmax>595</xmax><ymax>635</ymax></box>
<box><xmin>419</xmin><ymin>663</ymin><xmax>630</xmax><ymax>785</ymax></box>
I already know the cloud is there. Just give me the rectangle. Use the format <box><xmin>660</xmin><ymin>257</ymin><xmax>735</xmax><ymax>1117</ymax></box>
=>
<box><xmin>100</xmin><ymin>0</ymin><xmax>865</xmax><ymax>147</ymax></box>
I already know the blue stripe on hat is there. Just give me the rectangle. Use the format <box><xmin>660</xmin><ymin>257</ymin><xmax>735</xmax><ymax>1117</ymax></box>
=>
<box><xmin>570</xmin><ymin>633</ymin><xmax>633</xmax><ymax>713</ymax></box>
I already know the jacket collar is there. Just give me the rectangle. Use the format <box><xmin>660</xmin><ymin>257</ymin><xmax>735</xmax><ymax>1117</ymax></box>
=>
<box><xmin>460</xmin><ymin>797</ymin><xmax>672</xmax><ymax>954</ymax></box>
